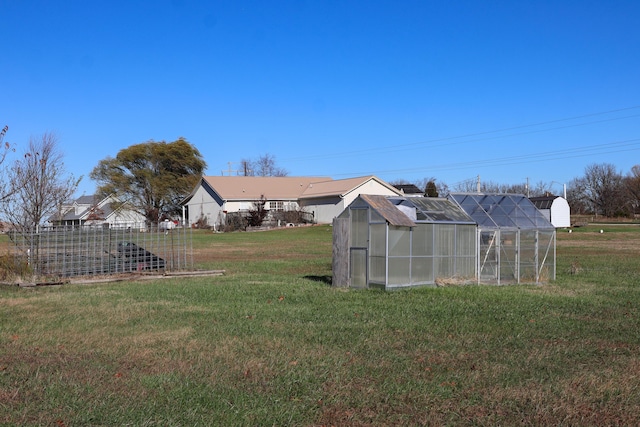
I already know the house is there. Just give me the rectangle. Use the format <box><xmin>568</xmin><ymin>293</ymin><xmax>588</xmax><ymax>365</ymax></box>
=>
<box><xmin>181</xmin><ymin>175</ymin><xmax>403</xmax><ymax>228</ymax></box>
<box><xmin>48</xmin><ymin>194</ymin><xmax>146</xmax><ymax>228</ymax></box>
<box><xmin>529</xmin><ymin>195</ymin><xmax>571</xmax><ymax>228</ymax></box>
<box><xmin>333</xmin><ymin>194</ymin><xmax>477</xmax><ymax>290</ymax></box>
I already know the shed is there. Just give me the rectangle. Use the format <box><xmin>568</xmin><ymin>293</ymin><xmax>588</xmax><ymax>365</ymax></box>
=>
<box><xmin>448</xmin><ymin>193</ymin><xmax>556</xmax><ymax>284</ymax></box>
<box><xmin>333</xmin><ymin>194</ymin><xmax>477</xmax><ymax>290</ymax></box>
<box><xmin>529</xmin><ymin>195</ymin><xmax>571</xmax><ymax>228</ymax></box>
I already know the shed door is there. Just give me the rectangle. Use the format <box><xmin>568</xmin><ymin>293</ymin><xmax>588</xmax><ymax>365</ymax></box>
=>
<box><xmin>350</xmin><ymin>248</ymin><xmax>367</xmax><ymax>288</ymax></box>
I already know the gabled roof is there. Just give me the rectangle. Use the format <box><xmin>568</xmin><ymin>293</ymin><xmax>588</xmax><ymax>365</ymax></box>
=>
<box><xmin>300</xmin><ymin>176</ymin><xmax>402</xmax><ymax>199</ymax></box>
<box><xmin>71</xmin><ymin>195</ymin><xmax>99</xmax><ymax>205</ymax></box>
<box><xmin>200</xmin><ymin>176</ymin><xmax>330</xmax><ymax>201</ymax></box>
<box><xmin>52</xmin><ymin>194</ymin><xmax>133</xmax><ymax>222</ymax></box>
<box><xmin>188</xmin><ymin>175</ymin><xmax>402</xmax><ymax>203</ymax></box>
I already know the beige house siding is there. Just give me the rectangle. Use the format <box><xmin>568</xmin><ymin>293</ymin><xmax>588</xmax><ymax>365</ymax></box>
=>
<box><xmin>183</xmin><ymin>175</ymin><xmax>403</xmax><ymax>227</ymax></box>
<box><xmin>341</xmin><ymin>179</ymin><xmax>401</xmax><ymax>207</ymax></box>
<box><xmin>302</xmin><ymin>178</ymin><xmax>403</xmax><ymax>224</ymax></box>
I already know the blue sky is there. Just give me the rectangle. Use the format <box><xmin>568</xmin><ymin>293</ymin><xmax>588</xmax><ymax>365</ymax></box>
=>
<box><xmin>2</xmin><ymin>0</ymin><xmax>639</xmax><ymax>196</ymax></box>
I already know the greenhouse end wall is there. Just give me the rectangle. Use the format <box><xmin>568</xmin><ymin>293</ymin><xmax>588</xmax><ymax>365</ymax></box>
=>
<box><xmin>477</xmin><ymin>228</ymin><xmax>555</xmax><ymax>284</ymax></box>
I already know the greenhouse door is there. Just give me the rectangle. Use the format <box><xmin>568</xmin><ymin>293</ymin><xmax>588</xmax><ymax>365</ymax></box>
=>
<box><xmin>479</xmin><ymin>230</ymin><xmax>499</xmax><ymax>283</ymax></box>
<box><xmin>350</xmin><ymin>248</ymin><xmax>368</xmax><ymax>288</ymax></box>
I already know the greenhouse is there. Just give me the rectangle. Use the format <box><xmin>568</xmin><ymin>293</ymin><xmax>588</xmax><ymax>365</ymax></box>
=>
<box><xmin>332</xmin><ymin>194</ymin><xmax>477</xmax><ymax>290</ymax></box>
<box><xmin>448</xmin><ymin>193</ymin><xmax>556</xmax><ymax>284</ymax></box>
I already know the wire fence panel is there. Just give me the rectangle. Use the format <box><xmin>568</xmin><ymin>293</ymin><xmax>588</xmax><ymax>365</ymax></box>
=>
<box><xmin>8</xmin><ymin>223</ymin><xmax>193</xmax><ymax>278</ymax></box>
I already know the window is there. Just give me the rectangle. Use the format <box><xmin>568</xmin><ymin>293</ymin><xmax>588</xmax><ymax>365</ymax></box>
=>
<box><xmin>269</xmin><ymin>201</ymin><xmax>284</xmax><ymax>211</ymax></box>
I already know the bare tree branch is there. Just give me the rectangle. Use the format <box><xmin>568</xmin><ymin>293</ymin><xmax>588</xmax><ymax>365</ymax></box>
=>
<box><xmin>1</xmin><ymin>132</ymin><xmax>80</xmax><ymax>230</ymax></box>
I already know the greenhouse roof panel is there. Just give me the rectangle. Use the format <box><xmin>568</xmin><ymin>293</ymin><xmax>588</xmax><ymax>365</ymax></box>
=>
<box><xmin>359</xmin><ymin>194</ymin><xmax>416</xmax><ymax>227</ymax></box>
<box><xmin>449</xmin><ymin>193</ymin><xmax>554</xmax><ymax>230</ymax></box>
<box><xmin>389</xmin><ymin>197</ymin><xmax>475</xmax><ymax>223</ymax></box>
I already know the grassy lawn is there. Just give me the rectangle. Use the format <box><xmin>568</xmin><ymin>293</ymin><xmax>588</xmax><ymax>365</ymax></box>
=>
<box><xmin>2</xmin><ymin>225</ymin><xmax>640</xmax><ymax>425</ymax></box>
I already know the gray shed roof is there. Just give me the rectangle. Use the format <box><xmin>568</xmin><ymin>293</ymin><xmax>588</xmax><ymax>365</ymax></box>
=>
<box><xmin>529</xmin><ymin>195</ymin><xmax>558</xmax><ymax>210</ymax></box>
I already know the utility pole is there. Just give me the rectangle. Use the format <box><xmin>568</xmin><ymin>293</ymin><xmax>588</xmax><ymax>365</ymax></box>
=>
<box><xmin>476</xmin><ymin>175</ymin><xmax>481</xmax><ymax>193</ymax></box>
<box><xmin>221</xmin><ymin>162</ymin><xmax>240</xmax><ymax>176</ymax></box>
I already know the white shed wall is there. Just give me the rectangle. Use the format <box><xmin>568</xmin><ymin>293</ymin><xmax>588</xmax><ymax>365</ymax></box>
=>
<box><xmin>551</xmin><ymin>197</ymin><xmax>571</xmax><ymax>228</ymax></box>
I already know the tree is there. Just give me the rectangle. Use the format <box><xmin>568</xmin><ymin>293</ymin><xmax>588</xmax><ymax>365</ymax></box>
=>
<box><xmin>90</xmin><ymin>138</ymin><xmax>206</xmax><ymax>224</ymax></box>
<box><xmin>0</xmin><ymin>125</ymin><xmax>16</xmax><ymax>204</ymax></box>
<box><xmin>246</xmin><ymin>195</ymin><xmax>268</xmax><ymax>226</ymax></box>
<box><xmin>1</xmin><ymin>132</ymin><xmax>80</xmax><ymax>229</ymax></box>
<box><xmin>239</xmin><ymin>153</ymin><xmax>288</xmax><ymax>177</ymax></box>
<box><xmin>424</xmin><ymin>180</ymin><xmax>439</xmax><ymax>197</ymax></box>
<box><xmin>564</xmin><ymin>177</ymin><xmax>588</xmax><ymax>214</ymax></box>
<box><xmin>624</xmin><ymin>165</ymin><xmax>640</xmax><ymax>216</ymax></box>
<box><xmin>582</xmin><ymin>163</ymin><xmax>628</xmax><ymax>217</ymax></box>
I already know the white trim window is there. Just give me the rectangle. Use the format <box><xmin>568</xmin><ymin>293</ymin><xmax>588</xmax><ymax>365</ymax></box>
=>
<box><xmin>269</xmin><ymin>201</ymin><xmax>284</xmax><ymax>211</ymax></box>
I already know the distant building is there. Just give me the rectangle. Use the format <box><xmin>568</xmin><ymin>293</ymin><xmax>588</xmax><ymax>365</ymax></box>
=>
<box><xmin>48</xmin><ymin>194</ymin><xmax>145</xmax><ymax>228</ymax></box>
<box><xmin>529</xmin><ymin>195</ymin><xmax>571</xmax><ymax>228</ymax></box>
<box><xmin>392</xmin><ymin>184</ymin><xmax>424</xmax><ymax>197</ymax></box>
<box><xmin>182</xmin><ymin>175</ymin><xmax>403</xmax><ymax>227</ymax></box>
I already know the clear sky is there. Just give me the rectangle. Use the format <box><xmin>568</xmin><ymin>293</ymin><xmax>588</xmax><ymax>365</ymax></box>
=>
<box><xmin>2</xmin><ymin>0</ymin><xmax>639</xmax><ymax>196</ymax></box>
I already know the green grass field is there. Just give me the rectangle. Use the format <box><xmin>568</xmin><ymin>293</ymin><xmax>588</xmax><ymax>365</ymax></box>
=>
<box><xmin>2</xmin><ymin>224</ymin><xmax>640</xmax><ymax>426</ymax></box>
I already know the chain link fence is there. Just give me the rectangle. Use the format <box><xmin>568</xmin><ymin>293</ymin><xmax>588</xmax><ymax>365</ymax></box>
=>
<box><xmin>7</xmin><ymin>223</ymin><xmax>193</xmax><ymax>278</ymax></box>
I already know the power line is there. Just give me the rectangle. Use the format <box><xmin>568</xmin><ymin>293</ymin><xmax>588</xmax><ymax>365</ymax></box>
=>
<box><xmin>328</xmin><ymin>137</ymin><xmax>640</xmax><ymax>178</ymax></box>
<box><xmin>281</xmin><ymin>105</ymin><xmax>640</xmax><ymax>163</ymax></box>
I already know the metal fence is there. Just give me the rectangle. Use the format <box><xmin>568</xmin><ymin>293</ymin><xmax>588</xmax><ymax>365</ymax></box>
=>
<box><xmin>8</xmin><ymin>223</ymin><xmax>193</xmax><ymax>278</ymax></box>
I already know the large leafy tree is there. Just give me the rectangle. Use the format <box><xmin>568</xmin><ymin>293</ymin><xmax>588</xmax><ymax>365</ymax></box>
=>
<box><xmin>90</xmin><ymin>138</ymin><xmax>206</xmax><ymax>223</ymax></box>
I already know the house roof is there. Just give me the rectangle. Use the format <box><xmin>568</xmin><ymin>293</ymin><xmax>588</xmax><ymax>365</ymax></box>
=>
<box><xmin>300</xmin><ymin>176</ymin><xmax>402</xmax><ymax>199</ymax></box>
<box><xmin>200</xmin><ymin>176</ymin><xmax>330</xmax><ymax>201</ymax></box>
<box><xmin>74</xmin><ymin>195</ymin><xmax>99</xmax><ymax>205</ymax></box>
<box><xmin>192</xmin><ymin>175</ymin><xmax>401</xmax><ymax>202</ymax></box>
<box><xmin>51</xmin><ymin>194</ymin><xmax>133</xmax><ymax>222</ymax></box>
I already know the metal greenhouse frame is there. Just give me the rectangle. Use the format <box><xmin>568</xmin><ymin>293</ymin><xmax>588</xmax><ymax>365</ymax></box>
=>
<box><xmin>333</xmin><ymin>195</ymin><xmax>477</xmax><ymax>290</ymax></box>
<box><xmin>448</xmin><ymin>193</ymin><xmax>556</xmax><ymax>285</ymax></box>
